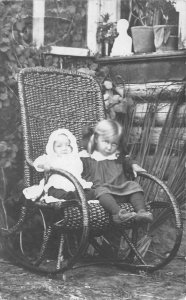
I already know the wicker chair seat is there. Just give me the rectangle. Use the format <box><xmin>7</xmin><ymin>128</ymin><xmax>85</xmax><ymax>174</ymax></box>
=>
<box><xmin>34</xmin><ymin>199</ymin><xmax>147</xmax><ymax>235</ymax></box>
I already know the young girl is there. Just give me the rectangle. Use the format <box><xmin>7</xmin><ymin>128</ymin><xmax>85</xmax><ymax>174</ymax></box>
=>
<box><xmin>80</xmin><ymin>119</ymin><xmax>153</xmax><ymax>224</ymax></box>
<box><xmin>23</xmin><ymin>128</ymin><xmax>93</xmax><ymax>203</ymax></box>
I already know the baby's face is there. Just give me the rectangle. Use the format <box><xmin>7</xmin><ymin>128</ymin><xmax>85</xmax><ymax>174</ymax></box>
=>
<box><xmin>53</xmin><ymin>134</ymin><xmax>72</xmax><ymax>156</ymax></box>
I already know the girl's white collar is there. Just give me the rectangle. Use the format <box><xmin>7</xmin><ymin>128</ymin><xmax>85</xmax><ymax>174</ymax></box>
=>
<box><xmin>91</xmin><ymin>151</ymin><xmax>118</xmax><ymax>161</ymax></box>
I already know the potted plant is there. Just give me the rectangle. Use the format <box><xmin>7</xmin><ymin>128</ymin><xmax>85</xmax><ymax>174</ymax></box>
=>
<box><xmin>152</xmin><ymin>0</ymin><xmax>178</xmax><ymax>52</ymax></box>
<box><xmin>96</xmin><ymin>13</ymin><xmax>117</xmax><ymax>56</ymax></box>
<box><xmin>153</xmin><ymin>24</ymin><xmax>178</xmax><ymax>52</ymax></box>
<box><xmin>129</xmin><ymin>0</ymin><xmax>156</xmax><ymax>53</ymax></box>
<box><xmin>128</xmin><ymin>0</ymin><xmax>177</xmax><ymax>53</ymax></box>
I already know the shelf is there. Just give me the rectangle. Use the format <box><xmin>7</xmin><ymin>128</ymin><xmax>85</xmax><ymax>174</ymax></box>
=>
<box><xmin>96</xmin><ymin>50</ymin><xmax>186</xmax><ymax>64</ymax></box>
<box><xmin>95</xmin><ymin>50</ymin><xmax>186</xmax><ymax>84</ymax></box>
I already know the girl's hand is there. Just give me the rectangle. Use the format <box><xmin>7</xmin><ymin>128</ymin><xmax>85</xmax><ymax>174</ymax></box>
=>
<box><xmin>132</xmin><ymin>163</ymin><xmax>147</xmax><ymax>178</ymax></box>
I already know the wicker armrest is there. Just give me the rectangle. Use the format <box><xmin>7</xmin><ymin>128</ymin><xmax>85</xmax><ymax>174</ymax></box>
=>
<box><xmin>26</xmin><ymin>157</ymin><xmax>34</xmax><ymax>168</ymax></box>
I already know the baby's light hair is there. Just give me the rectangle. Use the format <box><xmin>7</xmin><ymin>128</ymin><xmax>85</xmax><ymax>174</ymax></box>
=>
<box><xmin>88</xmin><ymin>119</ymin><xmax>123</xmax><ymax>154</ymax></box>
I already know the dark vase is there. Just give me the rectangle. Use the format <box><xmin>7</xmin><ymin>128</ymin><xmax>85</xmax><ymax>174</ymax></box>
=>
<box><xmin>101</xmin><ymin>40</ymin><xmax>113</xmax><ymax>56</ymax></box>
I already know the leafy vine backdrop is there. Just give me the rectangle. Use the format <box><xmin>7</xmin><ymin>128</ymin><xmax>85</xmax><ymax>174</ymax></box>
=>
<box><xmin>0</xmin><ymin>0</ymin><xmax>87</xmax><ymax>201</ymax></box>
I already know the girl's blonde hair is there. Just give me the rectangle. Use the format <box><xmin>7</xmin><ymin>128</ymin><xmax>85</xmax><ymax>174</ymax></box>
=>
<box><xmin>88</xmin><ymin>119</ymin><xmax>123</xmax><ymax>154</ymax></box>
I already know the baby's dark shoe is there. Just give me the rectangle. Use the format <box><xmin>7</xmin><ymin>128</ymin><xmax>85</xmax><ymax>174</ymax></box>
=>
<box><xmin>135</xmin><ymin>209</ymin><xmax>153</xmax><ymax>222</ymax></box>
<box><xmin>113</xmin><ymin>209</ymin><xmax>137</xmax><ymax>224</ymax></box>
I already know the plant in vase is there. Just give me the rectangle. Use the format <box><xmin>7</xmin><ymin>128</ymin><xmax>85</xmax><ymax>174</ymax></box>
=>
<box><xmin>128</xmin><ymin>0</ymin><xmax>178</xmax><ymax>53</ymax></box>
<box><xmin>129</xmin><ymin>0</ymin><xmax>156</xmax><ymax>53</ymax></box>
<box><xmin>129</xmin><ymin>0</ymin><xmax>176</xmax><ymax>26</ymax></box>
<box><xmin>96</xmin><ymin>13</ymin><xmax>117</xmax><ymax>56</ymax></box>
<box><xmin>152</xmin><ymin>0</ymin><xmax>178</xmax><ymax>52</ymax></box>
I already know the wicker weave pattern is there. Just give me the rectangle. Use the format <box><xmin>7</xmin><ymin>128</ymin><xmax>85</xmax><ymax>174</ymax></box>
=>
<box><xmin>63</xmin><ymin>202</ymin><xmax>138</xmax><ymax>234</ymax></box>
<box><xmin>18</xmin><ymin>67</ymin><xmax>106</xmax><ymax>186</ymax></box>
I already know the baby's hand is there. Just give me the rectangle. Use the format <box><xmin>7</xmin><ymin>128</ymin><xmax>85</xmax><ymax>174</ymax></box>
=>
<box><xmin>132</xmin><ymin>164</ymin><xmax>146</xmax><ymax>178</ymax></box>
<box><xmin>38</xmin><ymin>162</ymin><xmax>51</xmax><ymax>171</ymax></box>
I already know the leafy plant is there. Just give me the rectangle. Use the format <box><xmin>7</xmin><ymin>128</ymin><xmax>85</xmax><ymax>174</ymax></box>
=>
<box><xmin>153</xmin><ymin>24</ymin><xmax>177</xmax><ymax>50</ymax></box>
<box><xmin>96</xmin><ymin>13</ymin><xmax>117</xmax><ymax>44</ymax></box>
<box><xmin>95</xmin><ymin>66</ymin><xmax>135</xmax><ymax>131</ymax></box>
<box><xmin>0</xmin><ymin>3</ymin><xmax>40</xmax><ymax>186</ymax></box>
<box><xmin>128</xmin><ymin>0</ymin><xmax>177</xmax><ymax>26</ymax></box>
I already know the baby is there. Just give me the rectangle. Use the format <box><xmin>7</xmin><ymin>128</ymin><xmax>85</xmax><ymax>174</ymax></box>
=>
<box><xmin>23</xmin><ymin>128</ymin><xmax>93</xmax><ymax>203</ymax></box>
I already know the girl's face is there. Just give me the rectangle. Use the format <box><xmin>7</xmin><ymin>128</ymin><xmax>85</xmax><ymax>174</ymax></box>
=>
<box><xmin>53</xmin><ymin>134</ymin><xmax>72</xmax><ymax>156</ymax></box>
<box><xmin>96</xmin><ymin>133</ymin><xmax>119</xmax><ymax>156</ymax></box>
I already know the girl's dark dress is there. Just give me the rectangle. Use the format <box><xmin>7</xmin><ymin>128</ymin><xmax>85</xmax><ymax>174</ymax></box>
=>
<box><xmin>81</xmin><ymin>154</ymin><xmax>143</xmax><ymax>199</ymax></box>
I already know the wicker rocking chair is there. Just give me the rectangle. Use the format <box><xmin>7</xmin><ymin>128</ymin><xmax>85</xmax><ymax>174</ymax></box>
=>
<box><xmin>0</xmin><ymin>67</ymin><xmax>183</xmax><ymax>275</ymax></box>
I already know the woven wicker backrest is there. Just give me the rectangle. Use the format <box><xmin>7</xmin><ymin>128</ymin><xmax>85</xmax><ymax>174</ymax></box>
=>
<box><xmin>18</xmin><ymin>67</ymin><xmax>106</xmax><ymax>186</ymax></box>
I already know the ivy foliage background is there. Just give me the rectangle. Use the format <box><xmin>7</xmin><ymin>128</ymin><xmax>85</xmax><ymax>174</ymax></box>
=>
<box><xmin>0</xmin><ymin>1</ymin><xmax>60</xmax><ymax>201</ymax></box>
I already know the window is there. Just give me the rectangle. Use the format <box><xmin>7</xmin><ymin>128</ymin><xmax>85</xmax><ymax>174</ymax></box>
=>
<box><xmin>32</xmin><ymin>0</ymin><xmax>121</xmax><ymax>56</ymax></box>
<box><xmin>30</xmin><ymin>0</ymin><xmax>185</xmax><ymax>55</ymax></box>
<box><xmin>44</xmin><ymin>1</ymin><xmax>87</xmax><ymax>48</ymax></box>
